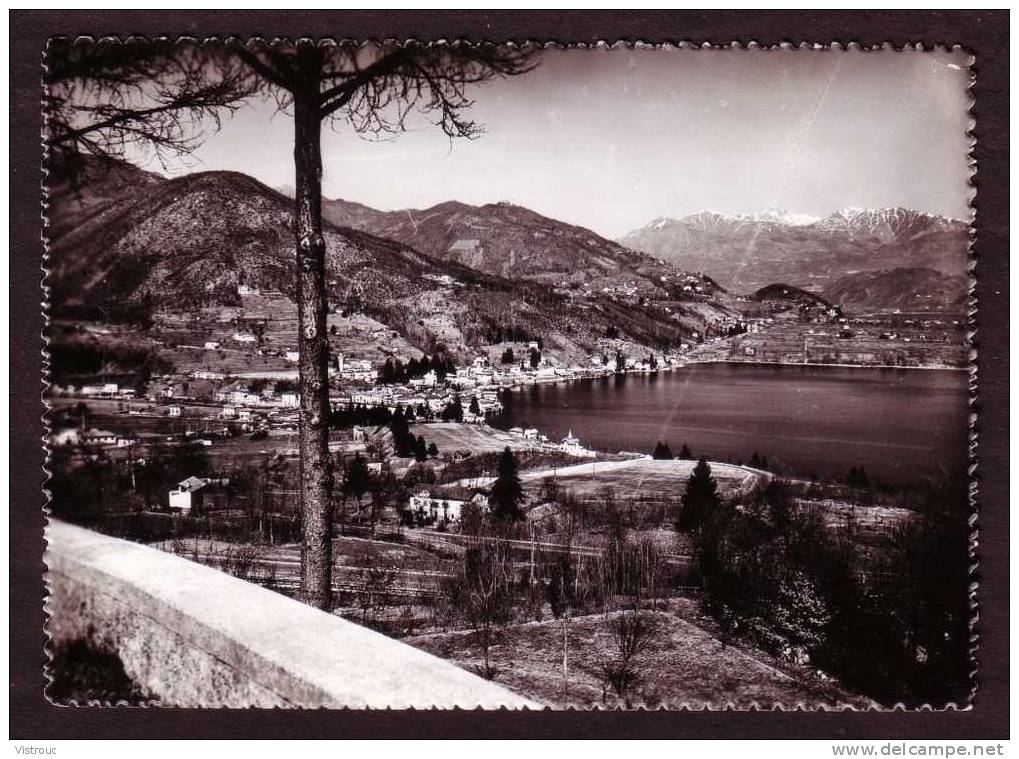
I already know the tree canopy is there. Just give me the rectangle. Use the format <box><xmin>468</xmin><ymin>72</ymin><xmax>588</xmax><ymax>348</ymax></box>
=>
<box><xmin>44</xmin><ymin>37</ymin><xmax>536</xmax><ymax>611</ymax></box>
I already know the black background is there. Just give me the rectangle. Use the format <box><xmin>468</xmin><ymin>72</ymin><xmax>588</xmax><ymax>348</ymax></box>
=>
<box><xmin>10</xmin><ymin>10</ymin><xmax>1009</xmax><ymax>740</ymax></box>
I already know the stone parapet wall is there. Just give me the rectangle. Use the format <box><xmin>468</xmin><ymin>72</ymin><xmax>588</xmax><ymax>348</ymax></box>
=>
<box><xmin>45</xmin><ymin>520</ymin><xmax>539</xmax><ymax>709</ymax></box>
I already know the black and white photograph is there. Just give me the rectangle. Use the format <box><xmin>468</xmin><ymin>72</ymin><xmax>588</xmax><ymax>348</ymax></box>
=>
<box><xmin>39</xmin><ymin>37</ymin><xmax>978</xmax><ymax>713</ymax></box>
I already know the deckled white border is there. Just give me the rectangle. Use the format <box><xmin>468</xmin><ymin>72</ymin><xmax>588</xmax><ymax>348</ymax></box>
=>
<box><xmin>39</xmin><ymin>37</ymin><xmax>979</xmax><ymax>712</ymax></box>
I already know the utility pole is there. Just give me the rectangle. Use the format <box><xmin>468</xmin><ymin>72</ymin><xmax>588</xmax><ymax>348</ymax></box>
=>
<box><xmin>530</xmin><ymin>522</ymin><xmax>536</xmax><ymax>586</ymax></box>
<box><xmin>562</xmin><ymin>612</ymin><xmax>569</xmax><ymax>702</ymax></box>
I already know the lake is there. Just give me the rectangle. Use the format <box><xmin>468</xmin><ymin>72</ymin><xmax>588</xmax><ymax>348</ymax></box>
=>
<box><xmin>492</xmin><ymin>363</ymin><xmax>969</xmax><ymax>484</ymax></box>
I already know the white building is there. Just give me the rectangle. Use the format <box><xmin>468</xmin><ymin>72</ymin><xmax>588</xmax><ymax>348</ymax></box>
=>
<box><xmin>168</xmin><ymin>476</ymin><xmax>229</xmax><ymax>515</ymax></box>
<box><xmin>80</xmin><ymin>383</ymin><xmax>121</xmax><ymax>397</ymax></box>
<box><xmin>232</xmin><ymin>332</ymin><xmax>257</xmax><ymax>343</ymax></box>
<box><xmin>80</xmin><ymin>428</ymin><xmax>119</xmax><ymax>447</ymax></box>
<box><xmin>409</xmin><ymin>491</ymin><xmax>466</xmax><ymax>523</ymax></box>
<box><xmin>560</xmin><ymin>429</ymin><xmax>595</xmax><ymax>458</ymax></box>
<box><xmin>407</xmin><ymin>491</ymin><xmax>489</xmax><ymax>524</ymax></box>
<box><xmin>193</xmin><ymin>370</ymin><xmax>226</xmax><ymax>380</ymax></box>
<box><xmin>51</xmin><ymin>428</ymin><xmax>82</xmax><ymax>447</ymax></box>
<box><xmin>410</xmin><ymin>370</ymin><xmax>438</xmax><ymax>388</ymax></box>
<box><xmin>352</xmin><ymin>389</ymin><xmax>389</xmax><ymax>406</ymax></box>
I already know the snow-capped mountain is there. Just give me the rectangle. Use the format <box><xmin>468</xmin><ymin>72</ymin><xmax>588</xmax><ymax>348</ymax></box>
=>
<box><xmin>618</xmin><ymin>207</ymin><xmax>968</xmax><ymax>294</ymax></box>
<box><xmin>814</xmin><ymin>207</ymin><xmax>961</xmax><ymax>242</ymax></box>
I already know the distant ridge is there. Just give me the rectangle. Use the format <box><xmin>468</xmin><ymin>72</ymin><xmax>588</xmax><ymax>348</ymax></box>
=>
<box><xmin>316</xmin><ymin>195</ymin><xmax>697</xmax><ymax>293</ymax></box>
<box><xmin>618</xmin><ymin>208</ymin><xmax>969</xmax><ymax>295</ymax></box>
<box><xmin>822</xmin><ymin>267</ymin><xmax>967</xmax><ymax>312</ymax></box>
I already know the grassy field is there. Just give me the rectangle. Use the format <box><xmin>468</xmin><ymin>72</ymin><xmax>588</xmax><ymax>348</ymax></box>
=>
<box><xmin>412</xmin><ymin>422</ymin><xmax>547</xmax><ymax>455</ymax></box>
<box><xmin>453</xmin><ymin>457</ymin><xmax>763</xmax><ymax>500</ymax></box>
<box><xmin>406</xmin><ymin>605</ymin><xmax>865</xmax><ymax>709</ymax></box>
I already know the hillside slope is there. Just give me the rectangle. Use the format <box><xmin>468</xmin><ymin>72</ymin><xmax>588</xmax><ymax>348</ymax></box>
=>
<box><xmin>46</xmin><ymin>170</ymin><xmax>446</xmax><ymax>321</ymax></box>
<box><xmin>46</xmin><ymin>168</ymin><xmax>735</xmax><ymax>362</ymax></box>
<box><xmin>822</xmin><ymin>267</ymin><xmax>968</xmax><ymax>312</ymax></box>
<box><xmin>318</xmin><ymin>196</ymin><xmax>705</xmax><ymax>296</ymax></box>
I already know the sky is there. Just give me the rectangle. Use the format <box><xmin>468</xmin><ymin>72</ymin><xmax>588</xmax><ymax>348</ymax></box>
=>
<box><xmin>139</xmin><ymin>47</ymin><xmax>973</xmax><ymax>239</ymax></box>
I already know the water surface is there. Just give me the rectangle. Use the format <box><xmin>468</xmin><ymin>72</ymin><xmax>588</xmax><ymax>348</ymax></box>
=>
<box><xmin>492</xmin><ymin>363</ymin><xmax>969</xmax><ymax>484</ymax></box>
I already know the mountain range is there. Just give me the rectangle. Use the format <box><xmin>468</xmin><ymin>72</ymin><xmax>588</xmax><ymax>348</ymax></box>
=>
<box><xmin>46</xmin><ymin>160</ymin><xmax>968</xmax><ymax>364</ymax></box>
<box><xmin>313</xmin><ymin>195</ymin><xmax>699</xmax><ymax>293</ymax></box>
<box><xmin>312</xmin><ymin>193</ymin><xmax>969</xmax><ymax>312</ymax></box>
<box><xmin>46</xmin><ymin>162</ymin><xmax>728</xmax><ymax>363</ymax></box>
<box><xmin>617</xmin><ymin>208</ymin><xmax>969</xmax><ymax>300</ymax></box>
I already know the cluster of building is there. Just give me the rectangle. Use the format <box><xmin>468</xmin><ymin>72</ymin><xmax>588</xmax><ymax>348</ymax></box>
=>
<box><xmin>51</xmin><ymin>426</ymin><xmax>139</xmax><ymax>449</ymax></box>
<box><xmin>51</xmin><ymin>382</ymin><xmax>137</xmax><ymax>399</ymax></box>
<box><xmin>504</xmin><ymin>427</ymin><xmax>596</xmax><ymax>459</ymax></box>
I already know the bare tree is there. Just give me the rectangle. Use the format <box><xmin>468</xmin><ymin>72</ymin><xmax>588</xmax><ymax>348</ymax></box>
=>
<box><xmin>45</xmin><ymin>38</ymin><xmax>535</xmax><ymax>610</ymax></box>
<box><xmin>599</xmin><ymin>610</ymin><xmax>655</xmax><ymax>704</ymax></box>
<box><xmin>353</xmin><ymin>547</ymin><xmax>398</xmax><ymax>627</ymax></box>
<box><xmin>444</xmin><ymin>542</ymin><xmax>516</xmax><ymax>680</ymax></box>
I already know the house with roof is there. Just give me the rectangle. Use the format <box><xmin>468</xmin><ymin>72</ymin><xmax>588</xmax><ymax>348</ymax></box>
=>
<box><xmin>408</xmin><ymin>489</ymin><xmax>489</xmax><ymax>525</ymax></box>
<box><xmin>409</xmin><ymin>491</ymin><xmax>465</xmax><ymax>524</ymax></box>
<box><xmin>168</xmin><ymin>476</ymin><xmax>231</xmax><ymax>517</ymax></box>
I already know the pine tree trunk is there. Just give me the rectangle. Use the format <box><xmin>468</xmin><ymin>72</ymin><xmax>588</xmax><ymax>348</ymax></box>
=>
<box><xmin>292</xmin><ymin>71</ymin><xmax>333</xmax><ymax>611</ymax></box>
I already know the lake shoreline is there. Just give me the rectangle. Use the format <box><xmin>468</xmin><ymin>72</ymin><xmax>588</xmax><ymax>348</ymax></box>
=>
<box><xmin>678</xmin><ymin>358</ymin><xmax>968</xmax><ymax>373</ymax></box>
<box><xmin>500</xmin><ymin>356</ymin><xmax>966</xmax><ymax>398</ymax></box>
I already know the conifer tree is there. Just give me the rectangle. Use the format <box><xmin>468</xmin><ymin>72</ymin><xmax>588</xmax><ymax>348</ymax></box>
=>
<box><xmin>490</xmin><ymin>446</ymin><xmax>524</xmax><ymax>521</ymax></box>
<box><xmin>389</xmin><ymin>406</ymin><xmax>413</xmax><ymax>457</ymax></box>
<box><xmin>343</xmin><ymin>453</ymin><xmax>371</xmax><ymax>507</ymax></box>
<box><xmin>413</xmin><ymin>436</ymin><xmax>429</xmax><ymax>463</ymax></box>
<box><xmin>46</xmin><ymin>36</ymin><xmax>535</xmax><ymax>610</ymax></box>
<box><xmin>652</xmin><ymin>441</ymin><xmax>674</xmax><ymax>460</ymax></box>
<box><xmin>441</xmin><ymin>397</ymin><xmax>464</xmax><ymax>422</ymax></box>
<box><xmin>677</xmin><ymin>456</ymin><xmax>720</xmax><ymax>531</ymax></box>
